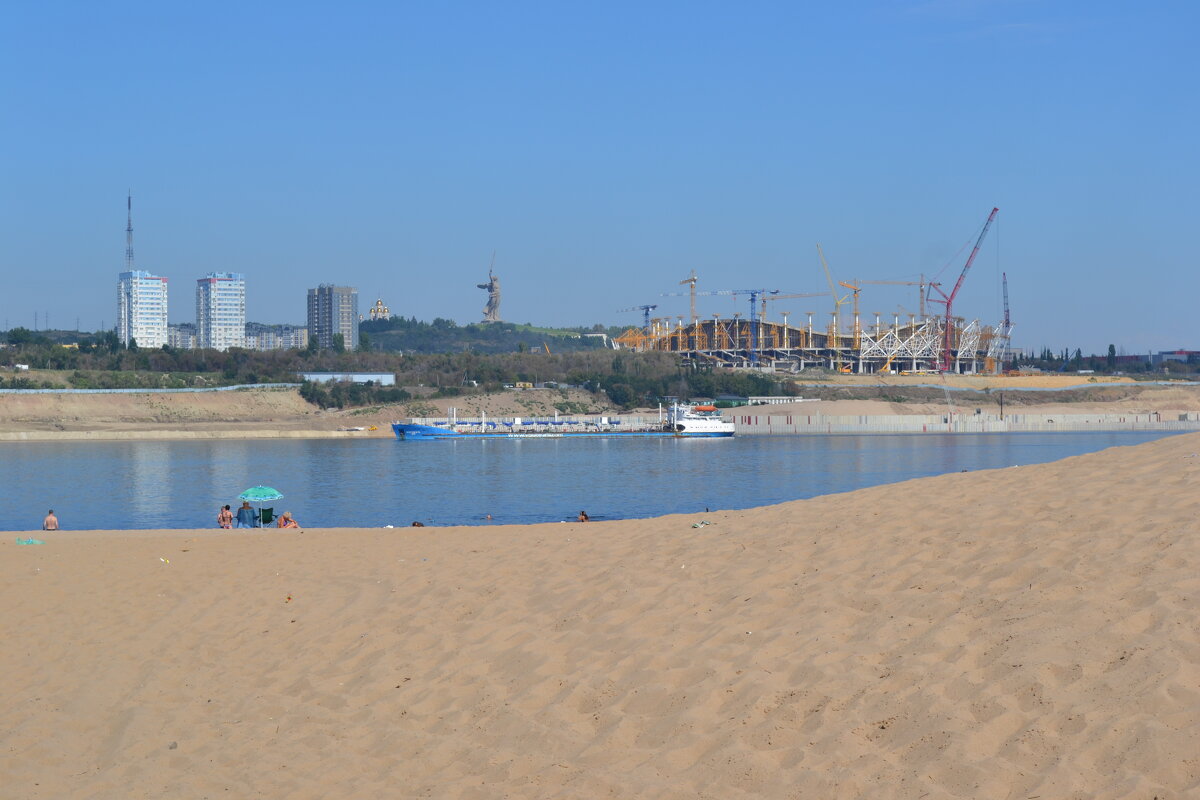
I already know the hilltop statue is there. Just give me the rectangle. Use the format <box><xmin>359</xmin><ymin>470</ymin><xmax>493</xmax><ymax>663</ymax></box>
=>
<box><xmin>477</xmin><ymin>262</ymin><xmax>501</xmax><ymax>323</ymax></box>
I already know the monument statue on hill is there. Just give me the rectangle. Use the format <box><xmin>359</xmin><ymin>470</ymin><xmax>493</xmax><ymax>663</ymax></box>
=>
<box><xmin>477</xmin><ymin>256</ymin><xmax>501</xmax><ymax>323</ymax></box>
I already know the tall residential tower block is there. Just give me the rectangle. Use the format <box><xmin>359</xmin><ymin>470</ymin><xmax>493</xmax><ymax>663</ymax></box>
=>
<box><xmin>196</xmin><ymin>273</ymin><xmax>246</xmax><ymax>351</ymax></box>
<box><xmin>307</xmin><ymin>284</ymin><xmax>359</xmax><ymax>350</ymax></box>
<box><xmin>117</xmin><ymin>271</ymin><xmax>169</xmax><ymax>348</ymax></box>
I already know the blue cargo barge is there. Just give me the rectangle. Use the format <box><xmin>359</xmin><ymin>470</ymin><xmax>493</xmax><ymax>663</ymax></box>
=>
<box><xmin>392</xmin><ymin>404</ymin><xmax>734</xmax><ymax>440</ymax></box>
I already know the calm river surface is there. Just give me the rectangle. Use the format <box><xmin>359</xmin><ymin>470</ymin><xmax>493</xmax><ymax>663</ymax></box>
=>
<box><xmin>0</xmin><ymin>432</ymin><xmax>1178</xmax><ymax>531</ymax></box>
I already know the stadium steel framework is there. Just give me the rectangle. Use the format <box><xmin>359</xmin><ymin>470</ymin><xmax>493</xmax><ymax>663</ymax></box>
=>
<box><xmin>614</xmin><ymin>312</ymin><xmax>1009</xmax><ymax>374</ymax></box>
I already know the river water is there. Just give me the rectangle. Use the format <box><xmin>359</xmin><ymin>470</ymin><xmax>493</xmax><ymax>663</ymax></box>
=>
<box><xmin>0</xmin><ymin>432</ymin><xmax>1177</xmax><ymax>531</ymax></box>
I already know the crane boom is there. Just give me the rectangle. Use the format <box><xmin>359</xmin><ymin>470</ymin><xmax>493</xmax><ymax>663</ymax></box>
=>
<box><xmin>859</xmin><ymin>277</ymin><xmax>938</xmax><ymax>319</ymax></box>
<box><xmin>817</xmin><ymin>243</ymin><xmax>851</xmax><ymax>369</ymax></box>
<box><xmin>929</xmin><ymin>207</ymin><xmax>999</xmax><ymax>372</ymax></box>
<box><xmin>945</xmin><ymin>207</ymin><xmax>998</xmax><ymax>309</ymax></box>
<box><xmin>617</xmin><ymin>304</ymin><xmax>658</xmax><ymax>332</ymax></box>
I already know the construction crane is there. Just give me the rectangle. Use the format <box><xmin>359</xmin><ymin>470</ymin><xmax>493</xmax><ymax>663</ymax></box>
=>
<box><xmin>859</xmin><ymin>277</ymin><xmax>939</xmax><ymax>320</ymax></box>
<box><xmin>717</xmin><ymin>289</ymin><xmax>778</xmax><ymax>361</ymax></box>
<box><xmin>659</xmin><ymin>287</ymin><xmax>780</xmax><ymax>359</ymax></box>
<box><xmin>988</xmin><ymin>271</ymin><xmax>1014</xmax><ymax>372</ymax></box>
<box><xmin>838</xmin><ymin>280</ymin><xmax>862</xmax><ymax>350</ymax></box>
<box><xmin>817</xmin><ymin>244</ymin><xmax>853</xmax><ymax>369</ymax></box>
<box><xmin>659</xmin><ymin>287</ymin><xmax>731</xmax><ymax>351</ymax></box>
<box><xmin>679</xmin><ymin>270</ymin><xmax>699</xmax><ymax>325</ymax></box>
<box><xmin>617</xmin><ymin>304</ymin><xmax>658</xmax><ymax>333</ymax></box>
<box><xmin>761</xmin><ymin>293</ymin><xmax>827</xmax><ymax>323</ymax></box>
<box><xmin>927</xmin><ymin>207</ymin><xmax>999</xmax><ymax>372</ymax></box>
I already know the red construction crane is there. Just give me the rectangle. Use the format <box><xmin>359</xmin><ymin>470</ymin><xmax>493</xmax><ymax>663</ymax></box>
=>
<box><xmin>928</xmin><ymin>207</ymin><xmax>999</xmax><ymax>372</ymax></box>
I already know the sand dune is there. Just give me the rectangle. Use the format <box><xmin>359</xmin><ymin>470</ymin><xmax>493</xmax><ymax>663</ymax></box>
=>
<box><xmin>3</xmin><ymin>433</ymin><xmax>1199</xmax><ymax>798</ymax></box>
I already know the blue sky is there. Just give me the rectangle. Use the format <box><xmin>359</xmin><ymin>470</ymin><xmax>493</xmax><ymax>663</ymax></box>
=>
<box><xmin>1</xmin><ymin>0</ymin><xmax>1195</xmax><ymax>354</ymax></box>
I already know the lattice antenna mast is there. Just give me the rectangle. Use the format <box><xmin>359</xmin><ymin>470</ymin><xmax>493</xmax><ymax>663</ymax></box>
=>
<box><xmin>1002</xmin><ymin>272</ymin><xmax>1011</xmax><ymax>329</ymax></box>
<box><xmin>125</xmin><ymin>191</ymin><xmax>135</xmax><ymax>271</ymax></box>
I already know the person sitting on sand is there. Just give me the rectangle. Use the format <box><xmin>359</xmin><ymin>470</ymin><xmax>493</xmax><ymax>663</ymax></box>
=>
<box><xmin>235</xmin><ymin>501</ymin><xmax>257</xmax><ymax>529</ymax></box>
<box><xmin>42</xmin><ymin>509</ymin><xmax>59</xmax><ymax>531</ymax></box>
<box><xmin>217</xmin><ymin>505</ymin><xmax>233</xmax><ymax>529</ymax></box>
<box><xmin>578</xmin><ymin>510</ymin><xmax>589</xmax><ymax>522</ymax></box>
<box><xmin>276</xmin><ymin>511</ymin><xmax>300</xmax><ymax>529</ymax></box>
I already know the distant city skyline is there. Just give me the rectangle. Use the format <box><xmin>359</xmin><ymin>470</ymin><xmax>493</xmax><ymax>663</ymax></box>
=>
<box><xmin>2</xmin><ymin>2</ymin><xmax>1197</xmax><ymax>354</ymax></box>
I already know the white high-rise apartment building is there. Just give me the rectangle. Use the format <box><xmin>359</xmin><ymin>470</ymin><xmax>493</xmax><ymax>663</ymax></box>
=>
<box><xmin>117</xmin><ymin>270</ymin><xmax>169</xmax><ymax>348</ymax></box>
<box><xmin>195</xmin><ymin>272</ymin><xmax>246</xmax><ymax>351</ymax></box>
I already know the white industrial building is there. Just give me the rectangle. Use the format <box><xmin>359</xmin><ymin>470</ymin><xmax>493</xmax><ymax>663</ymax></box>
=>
<box><xmin>298</xmin><ymin>371</ymin><xmax>395</xmax><ymax>386</ymax></box>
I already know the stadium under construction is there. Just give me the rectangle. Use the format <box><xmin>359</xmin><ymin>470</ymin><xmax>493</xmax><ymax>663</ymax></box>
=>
<box><xmin>614</xmin><ymin>310</ymin><xmax>1009</xmax><ymax>375</ymax></box>
<box><xmin>613</xmin><ymin>208</ymin><xmax>1012</xmax><ymax>375</ymax></box>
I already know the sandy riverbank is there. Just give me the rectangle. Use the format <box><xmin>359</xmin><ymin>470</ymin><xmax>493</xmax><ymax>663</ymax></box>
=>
<box><xmin>0</xmin><ymin>387</ymin><xmax>614</xmax><ymax>441</ymax></box>
<box><xmin>3</xmin><ymin>381</ymin><xmax>1200</xmax><ymax>441</ymax></box>
<box><xmin>2</xmin><ymin>432</ymin><xmax>1198</xmax><ymax>797</ymax></box>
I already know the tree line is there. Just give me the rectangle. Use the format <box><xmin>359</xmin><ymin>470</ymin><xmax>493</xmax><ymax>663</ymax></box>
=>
<box><xmin>358</xmin><ymin>317</ymin><xmax>625</xmax><ymax>355</ymax></box>
<box><xmin>0</xmin><ymin>328</ymin><xmax>792</xmax><ymax>409</ymax></box>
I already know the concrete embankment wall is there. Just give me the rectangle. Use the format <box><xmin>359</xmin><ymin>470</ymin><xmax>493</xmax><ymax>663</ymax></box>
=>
<box><xmin>733</xmin><ymin>411</ymin><xmax>1200</xmax><ymax>435</ymax></box>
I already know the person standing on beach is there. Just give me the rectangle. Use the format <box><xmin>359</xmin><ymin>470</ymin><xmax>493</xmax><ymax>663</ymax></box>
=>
<box><xmin>42</xmin><ymin>510</ymin><xmax>59</xmax><ymax>530</ymax></box>
<box><xmin>217</xmin><ymin>505</ymin><xmax>234</xmax><ymax>529</ymax></box>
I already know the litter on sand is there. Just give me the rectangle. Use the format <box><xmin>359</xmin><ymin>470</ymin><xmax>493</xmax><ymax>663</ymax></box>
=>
<box><xmin>16</xmin><ymin>537</ymin><xmax>45</xmax><ymax>545</ymax></box>
<box><xmin>691</xmin><ymin>520</ymin><xmax>714</xmax><ymax>528</ymax></box>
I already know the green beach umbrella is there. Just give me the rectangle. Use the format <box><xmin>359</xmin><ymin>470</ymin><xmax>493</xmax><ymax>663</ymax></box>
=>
<box><xmin>238</xmin><ymin>486</ymin><xmax>284</xmax><ymax>502</ymax></box>
<box><xmin>238</xmin><ymin>486</ymin><xmax>284</xmax><ymax>526</ymax></box>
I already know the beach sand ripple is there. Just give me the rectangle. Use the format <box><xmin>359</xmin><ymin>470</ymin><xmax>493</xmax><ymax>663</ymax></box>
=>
<box><xmin>3</xmin><ymin>433</ymin><xmax>1199</xmax><ymax>797</ymax></box>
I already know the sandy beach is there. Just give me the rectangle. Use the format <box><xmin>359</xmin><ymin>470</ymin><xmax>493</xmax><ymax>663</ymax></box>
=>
<box><xmin>2</xmin><ymin>432</ymin><xmax>1198</xmax><ymax>798</ymax></box>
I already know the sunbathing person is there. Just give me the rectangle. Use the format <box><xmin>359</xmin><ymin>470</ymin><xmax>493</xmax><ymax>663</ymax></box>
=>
<box><xmin>277</xmin><ymin>511</ymin><xmax>300</xmax><ymax>529</ymax></box>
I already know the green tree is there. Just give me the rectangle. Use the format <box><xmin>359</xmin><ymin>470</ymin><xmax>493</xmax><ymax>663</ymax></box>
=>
<box><xmin>6</xmin><ymin>327</ymin><xmax>33</xmax><ymax>346</ymax></box>
<box><xmin>357</xmin><ymin>332</ymin><xmax>371</xmax><ymax>352</ymax></box>
<box><xmin>332</xmin><ymin>333</ymin><xmax>345</xmax><ymax>353</ymax></box>
<box><xmin>606</xmin><ymin>382</ymin><xmax>635</xmax><ymax>407</ymax></box>
<box><xmin>1107</xmin><ymin>344</ymin><xmax>1116</xmax><ymax>371</ymax></box>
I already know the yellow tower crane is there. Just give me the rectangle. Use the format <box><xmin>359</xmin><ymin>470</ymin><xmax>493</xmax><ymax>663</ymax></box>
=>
<box><xmin>858</xmin><ymin>277</ymin><xmax>939</xmax><ymax>321</ymax></box>
<box><xmin>817</xmin><ymin>244</ymin><xmax>853</xmax><ymax>371</ymax></box>
<box><xmin>838</xmin><ymin>280</ymin><xmax>861</xmax><ymax>351</ymax></box>
<box><xmin>679</xmin><ymin>270</ymin><xmax>698</xmax><ymax>325</ymax></box>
